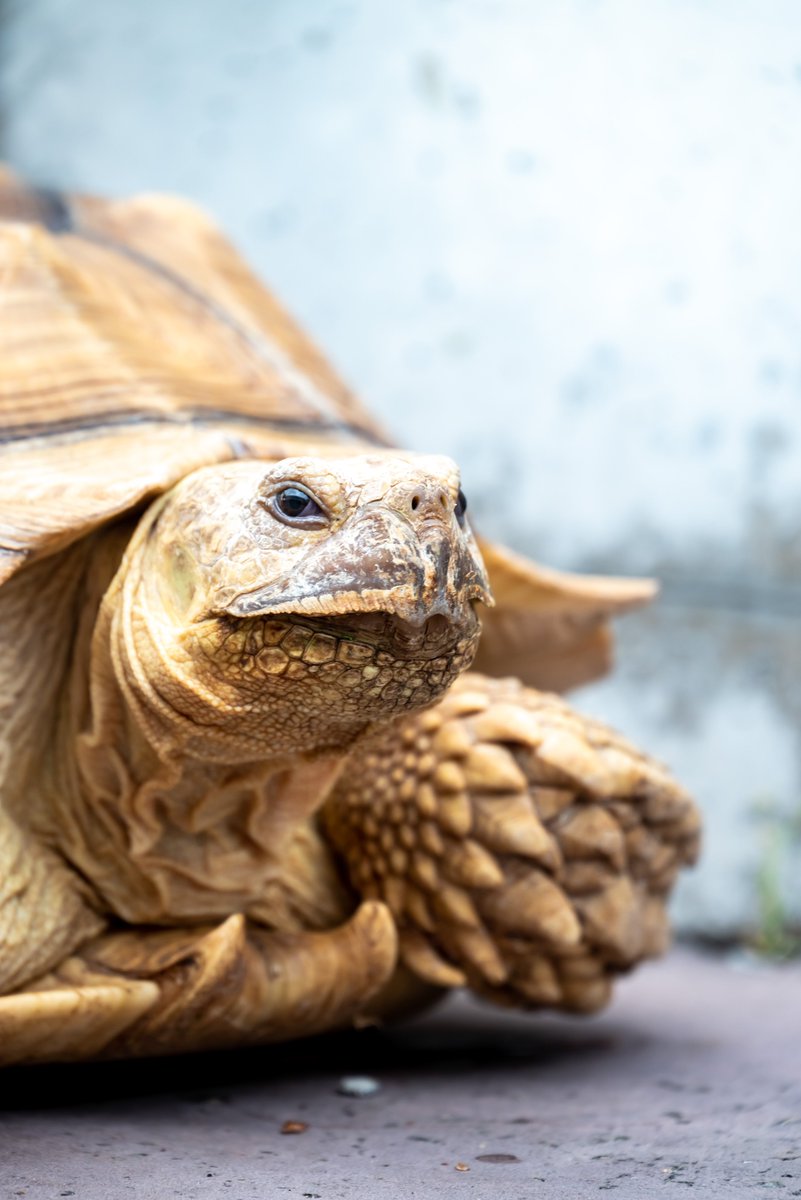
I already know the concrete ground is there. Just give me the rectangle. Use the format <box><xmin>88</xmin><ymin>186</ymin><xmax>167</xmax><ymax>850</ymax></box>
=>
<box><xmin>0</xmin><ymin>946</ymin><xmax>798</xmax><ymax>1199</ymax></box>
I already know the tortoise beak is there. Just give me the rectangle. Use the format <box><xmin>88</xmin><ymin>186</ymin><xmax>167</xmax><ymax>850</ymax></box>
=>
<box><xmin>224</xmin><ymin>506</ymin><xmax>493</xmax><ymax>624</ymax></box>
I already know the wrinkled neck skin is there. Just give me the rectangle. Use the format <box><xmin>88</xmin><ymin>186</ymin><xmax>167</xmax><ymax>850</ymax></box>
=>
<box><xmin>55</xmin><ymin>454</ymin><xmax>487</xmax><ymax>930</ymax></box>
<box><xmin>59</xmin><ymin>527</ymin><xmax>366</xmax><ymax>929</ymax></box>
<box><xmin>107</xmin><ymin>504</ymin><xmax>381</xmax><ymax>768</ymax></box>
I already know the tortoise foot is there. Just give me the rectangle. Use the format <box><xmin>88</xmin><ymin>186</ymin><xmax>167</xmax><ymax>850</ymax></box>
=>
<box><xmin>324</xmin><ymin>673</ymin><xmax>700</xmax><ymax>1015</ymax></box>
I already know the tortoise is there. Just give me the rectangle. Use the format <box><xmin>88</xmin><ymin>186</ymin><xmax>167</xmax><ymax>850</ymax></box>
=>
<box><xmin>0</xmin><ymin>166</ymin><xmax>700</xmax><ymax>1065</ymax></box>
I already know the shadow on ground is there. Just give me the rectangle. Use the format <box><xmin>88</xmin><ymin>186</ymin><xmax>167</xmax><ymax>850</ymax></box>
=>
<box><xmin>0</xmin><ymin>1005</ymin><xmax>628</xmax><ymax>1111</ymax></box>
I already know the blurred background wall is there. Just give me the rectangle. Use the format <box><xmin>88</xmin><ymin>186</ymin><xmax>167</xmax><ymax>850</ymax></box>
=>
<box><xmin>1</xmin><ymin>0</ymin><xmax>799</xmax><ymax>941</ymax></box>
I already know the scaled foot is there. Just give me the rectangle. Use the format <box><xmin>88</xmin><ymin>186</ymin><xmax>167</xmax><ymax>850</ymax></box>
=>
<box><xmin>324</xmin><ymin>673</ymin><xmax>700</xmax><ymax>1014</ymax></box>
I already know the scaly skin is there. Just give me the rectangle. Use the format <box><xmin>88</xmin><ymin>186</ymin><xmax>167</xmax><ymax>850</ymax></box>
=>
<box><xmin>325</xmin><ymin>673</ymin><xmax>700</xmax><ymax>1015</ymax></box>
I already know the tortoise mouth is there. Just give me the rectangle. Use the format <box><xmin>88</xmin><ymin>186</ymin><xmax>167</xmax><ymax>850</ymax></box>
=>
<box><xmin>233</xmin><ymin>607</ymin><xmax>482</xmax><ymax>717</ymax></box>
<box><xmin>251</xmin><ymin>607</ymin><xmax>479</xmax><ymax>668</ymax></box>
<box><xmin>267</xmin><ymin>610</ymin><xmax>466</xmax><ymax>661</ymax></box>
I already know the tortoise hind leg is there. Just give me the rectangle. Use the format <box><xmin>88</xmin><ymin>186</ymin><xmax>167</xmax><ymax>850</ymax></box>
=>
<box><xmin>324</xmin><ymin>671</ymin><xmax>701</xmax><ymax>1016</ymax></box>
<box><xmin>0</xmin><ymin>902</ymin><xmax>397</xmax><ymax>1065</ymax></box>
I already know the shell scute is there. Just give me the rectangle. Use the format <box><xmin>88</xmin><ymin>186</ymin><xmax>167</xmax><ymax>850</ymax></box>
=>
<box><xmin>0</xmin><ymin>171</ymin><xmax>387</xmax><ymax>588</ymax></box>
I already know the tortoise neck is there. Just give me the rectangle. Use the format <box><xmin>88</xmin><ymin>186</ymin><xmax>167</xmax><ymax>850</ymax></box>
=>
<box><xmin>54</xmin><ymin>523</ymin><xmax>358</xmax><ymax>927</ymax></box>
<box><xmin>114</xmin><ymin>505</ymin><xmax>378</xmax><ymax>764</ymax></box>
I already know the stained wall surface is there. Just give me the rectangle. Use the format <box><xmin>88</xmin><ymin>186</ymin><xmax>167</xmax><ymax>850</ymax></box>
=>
<box><xmin>1</xmin><ymin>0</ymin><xmax>799</xmax><ymax>935</ymax></box>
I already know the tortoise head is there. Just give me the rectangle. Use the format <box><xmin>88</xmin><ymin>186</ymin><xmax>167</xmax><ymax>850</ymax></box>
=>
<box><xmin>122</xmin><ymin>453</ymin><xmax>492</xmax><ymax>757</ymax></box>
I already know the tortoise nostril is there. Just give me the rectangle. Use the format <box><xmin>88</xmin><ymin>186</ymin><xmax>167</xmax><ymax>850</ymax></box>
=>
<box><xmin>408</xmin><ymin>489</ymin><xmax>451</xmax><ymax>514</ymax></box>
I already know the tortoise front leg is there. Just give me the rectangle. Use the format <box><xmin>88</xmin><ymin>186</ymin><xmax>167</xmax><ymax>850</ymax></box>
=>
<box><xmin>0</xmin><ymin>901</ymin><xmax>396</xmax><ymax>1065</ymax></box>
<box><xmin>323</xmin><ymin>672</ymin><xmax>701</xmax><ymax>1015</ymax></box>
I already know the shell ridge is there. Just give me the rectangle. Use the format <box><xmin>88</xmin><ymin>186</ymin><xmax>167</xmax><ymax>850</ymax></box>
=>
<box><xmin>71</xmin><ymin>222</ymin><xmax>387</xmax><ymax>446</ymax></box>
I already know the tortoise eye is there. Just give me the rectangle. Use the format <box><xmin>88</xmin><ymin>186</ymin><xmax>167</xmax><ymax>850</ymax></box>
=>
<box><xmin>272</xmin><ymin>486</ymin><xmax>326</xmax><ymax>525</ymax></box>
<box><xmin>454</xmin><ymin>489</ymin><xmax>467</xmax><ymax>524</ymax></box>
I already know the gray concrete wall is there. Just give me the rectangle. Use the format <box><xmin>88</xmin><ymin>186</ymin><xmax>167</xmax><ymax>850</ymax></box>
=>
<box><xmin>1</xmin><ymin>0</ymin><xmax>800</xmax><ymax>937</ymax></box>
